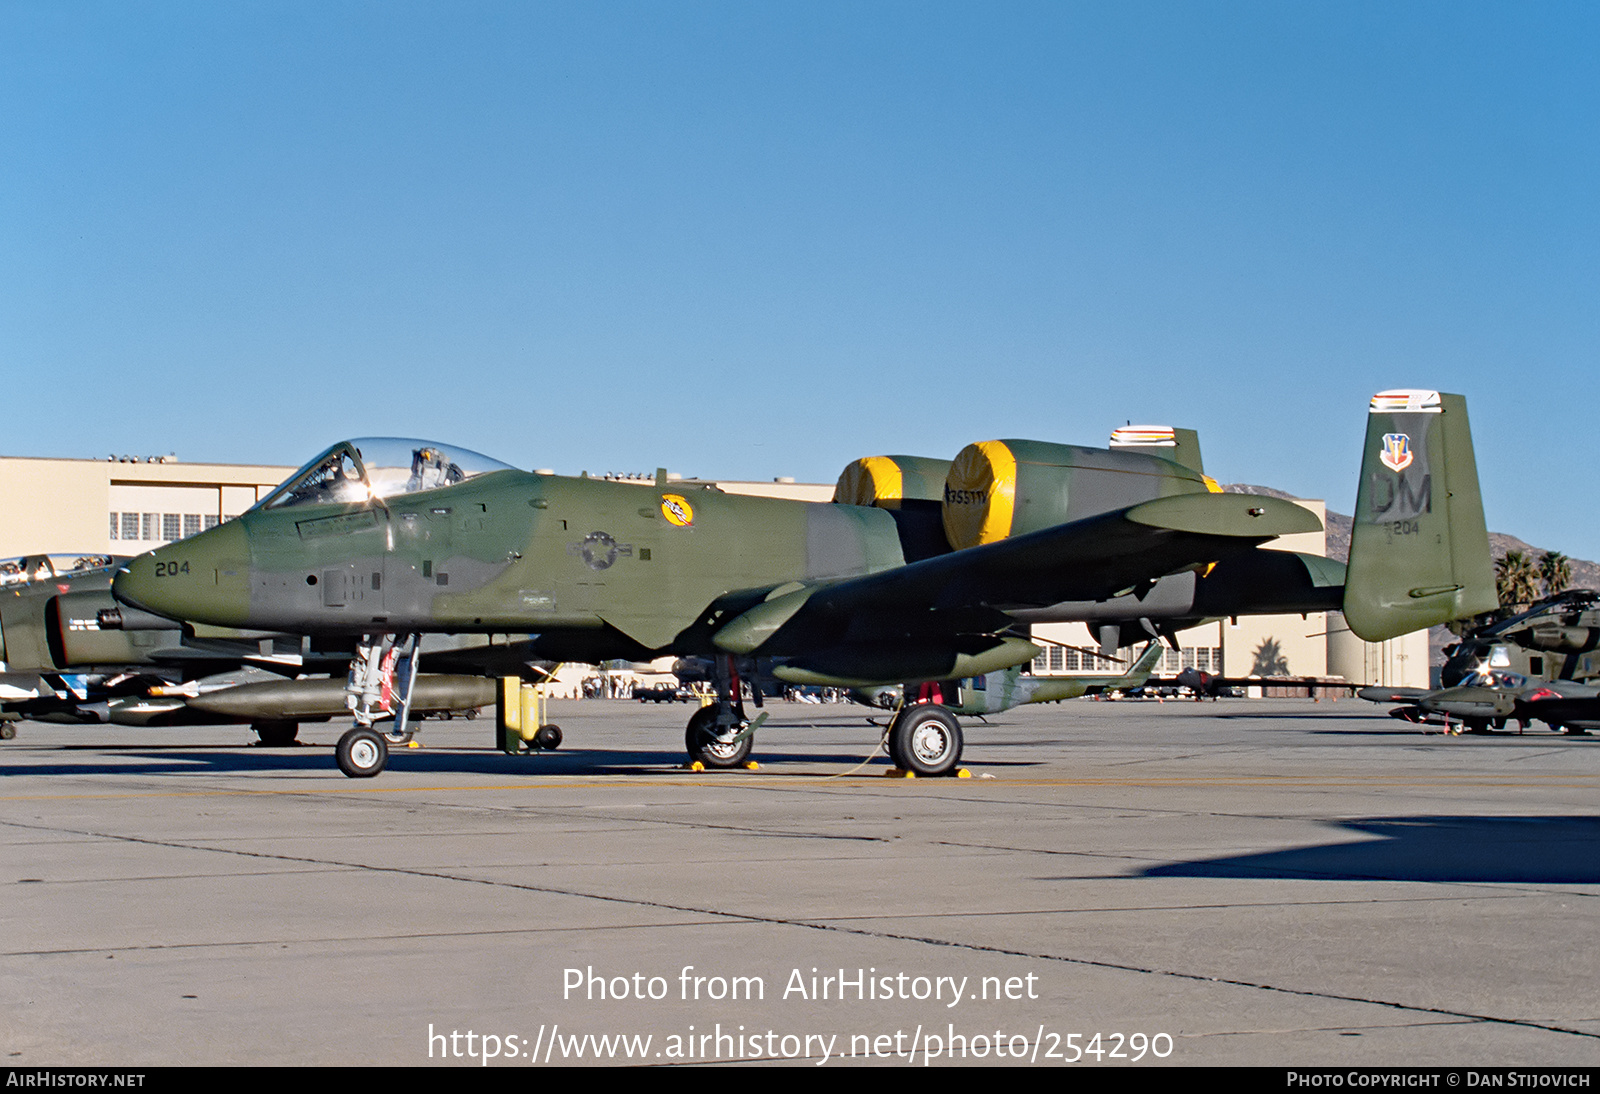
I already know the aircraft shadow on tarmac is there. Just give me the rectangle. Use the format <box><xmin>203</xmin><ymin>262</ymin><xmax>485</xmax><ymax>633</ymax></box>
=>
<box><xmin>1206</xmin><ymin>709</ymin><xmax>1388</xmax><ymax>722</ymax></box>
<box><xmin>1303</xmin><ymin>727</ymin><xmax>1600</xmax><ymax>739</ymax></box>
<box><xmin>1139</xmin><ymin>816</ymin><xmax>1600</xmax><ymax>883</ymax></box>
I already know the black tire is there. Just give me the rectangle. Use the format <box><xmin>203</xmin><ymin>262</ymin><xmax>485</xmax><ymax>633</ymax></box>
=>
<box><xmin>889</xmin><ymin>704</ymin><xmax>963</xmax><ymax>776</ymax></box>
<box><xmin>685</xmin><ymin>705</ymin><xmax>753</xmax><ymax>768</ymax></box>
<box><xmin>0</xmin><ymin>723</ymin><xmax>16</xmax><ymax>740</ymax></box>
<box><xmin>252</xmin><ymin>720</ymin><xmax>299</xmax><ymax>747</ymax></box>
<box><xmin>533</xmin><ymin>724</ymin><xmax>563</xmax><ymax>750</ymax></box>
<box><xmin>336</xmin><ymin>727</ymin><xmax>388</xmax><ymax>778</ymax></box>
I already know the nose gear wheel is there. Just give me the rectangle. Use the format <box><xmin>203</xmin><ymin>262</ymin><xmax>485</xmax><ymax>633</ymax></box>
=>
<box><xmin>336</xmin><ymin>726</ymin><xmax>388</xmax><ymax>778</ymax></box>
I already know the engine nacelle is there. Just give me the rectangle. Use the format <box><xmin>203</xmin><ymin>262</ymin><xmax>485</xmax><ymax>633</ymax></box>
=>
<box><xmin>834</xmin><ymin>455</ymin><xmax>952</xmax><ymax>509</ymax></box>
<box><xmin>941</xmin><ymin>437</ymin><xmax>1217</xmax><ymax>551</ymax></box>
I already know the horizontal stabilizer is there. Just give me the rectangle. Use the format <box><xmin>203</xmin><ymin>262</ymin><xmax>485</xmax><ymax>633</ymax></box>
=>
<box><xmin>1126</xmin><ymin>493</ymin><xmax>1322</xmax><ymax>538</ymax></box>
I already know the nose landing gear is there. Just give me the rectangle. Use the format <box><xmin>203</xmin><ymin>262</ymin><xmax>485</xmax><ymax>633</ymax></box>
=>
<box><xmin>335</xmin><ymin>632</ymin><xmax>419</xmax><ymax>778</ymax></box>
<box><xmin>336</xmin><ymin>726</ymin><xmax>388</xmax><ymax>778</ymax></box>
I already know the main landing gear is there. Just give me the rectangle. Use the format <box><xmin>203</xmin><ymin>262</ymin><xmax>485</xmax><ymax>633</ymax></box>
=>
<box><xmin>685</xmin><ymin>703</ymin><xmax>756</xmax><ymax>768</ymax></box>
<box><xmin>886</xmin><ymin>703</ymin><xmax>964</xmax><ymax>777</ymax></box>
<box><xmin>683</xmin><ymin>656</ymin><xmax>763</xmax><ymax>769</ymax></box>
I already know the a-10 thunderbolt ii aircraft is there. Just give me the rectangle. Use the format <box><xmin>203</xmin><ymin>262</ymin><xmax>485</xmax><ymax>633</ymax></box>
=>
<box><xmin>0</xmin><ymin>552</ymin><xmax>494</xmax><ymax>741</ymax></box>
<box><xmin>1360</xmin><ymin>589</ymin><xmax>1600</xmax><ymax>734</ymax></box>
<box><xmin>111</xmin><ymin>389</ymin><xmax>1496</xmax><ymax>777</ymax></box>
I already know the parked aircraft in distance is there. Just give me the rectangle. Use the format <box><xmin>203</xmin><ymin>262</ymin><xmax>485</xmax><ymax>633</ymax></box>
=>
<box><xmin>1362</xmin><ymin>589</ymin><xmax>1600</xmax><ymax>734</ymax></box>
<box><xmin>0</xmin><ymin>553</ymin><xmax>491</xmax><ymax>743</ymax></box>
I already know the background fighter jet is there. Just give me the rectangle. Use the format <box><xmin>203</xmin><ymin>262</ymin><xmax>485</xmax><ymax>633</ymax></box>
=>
<box><xmin>0</xmin><ymin>552</ymin><xmax>493</xmax><ymax>742</ymax></box>
<box><xmin>113</xmin><ymin>390</ymin><xmax>1496</xmax><ymax>777</ymax></box>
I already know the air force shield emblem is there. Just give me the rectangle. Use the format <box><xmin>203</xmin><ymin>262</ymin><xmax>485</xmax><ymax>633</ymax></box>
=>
<box><xmin>1379</xmin><ymin>432</ymin><xmax>1414</xmax><ymax>473</ymax></box>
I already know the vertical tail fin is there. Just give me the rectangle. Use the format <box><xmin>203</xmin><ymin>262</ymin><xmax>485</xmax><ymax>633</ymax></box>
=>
<box><xmin>1343</xmin><ymin>390</ymin><xmax>1496</xmax><ymax>641</ymax></box>
<box><xmin>1108</xmin><ymin>425</ymin><xmax>1206</xmax><ymax>476</ymax></box>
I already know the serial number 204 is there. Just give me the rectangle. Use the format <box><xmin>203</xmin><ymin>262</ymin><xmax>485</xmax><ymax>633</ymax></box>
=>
<box><xmin>154</xmin><ymin>560</ymin><xmax>190</xmax><ymax>577</ymax></box>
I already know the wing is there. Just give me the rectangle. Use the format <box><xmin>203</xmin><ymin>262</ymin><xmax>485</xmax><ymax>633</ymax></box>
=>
<box><xmin>714</xmin><ymin>492</ymin><xmax>1322</xmax><ymax>655</ymax></box>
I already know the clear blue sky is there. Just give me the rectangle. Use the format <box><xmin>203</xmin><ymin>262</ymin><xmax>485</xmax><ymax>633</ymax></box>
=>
<box><xmin>4</xmin><ymin>2</ymin><xmax>1595</xmax><ymax>556</ymax></box>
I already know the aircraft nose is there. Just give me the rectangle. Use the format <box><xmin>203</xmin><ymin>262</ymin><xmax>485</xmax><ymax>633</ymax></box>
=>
<box><xmin>113</xmin><ymin>518</ymin><xmax>252</xmax><ymax>626</ymax></box>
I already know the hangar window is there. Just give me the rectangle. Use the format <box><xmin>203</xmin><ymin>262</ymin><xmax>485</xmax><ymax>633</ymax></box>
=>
<box><xmin>122</xmin><ymin>513</ymin><xmax>140</xmax><ymax>541</ymax></box>
<box><xmin>184</xmin><ymin>514</ymin><xmax>201</xmax><ymax>538</ymax></box>
<box><xmin>162</xmin><ymin>514</ymin><xmax>182</xmax><ymax>541</ymax></box>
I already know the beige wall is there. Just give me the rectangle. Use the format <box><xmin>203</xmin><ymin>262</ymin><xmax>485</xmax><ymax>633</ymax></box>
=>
<box><xmin>1222</xmin><ymin>611</ymin><xmax>1328</xmax><ymax>679</ymax></box>
<box><xmin>0</xmin><ymin>456</ymin><xmax>292</xmax><ymax>558</ymax></box>
<box><xmin>0</xmin><ymin>457</ymin><xmax>111</xmax><ymax>557</ymax></box>
<box><xmin>1327</xmin><ymin>613</ymin><xmax>1430</xmax><ymax>688</ymax></box>
<box><xmin>712</xmin><ymin>480</ymin><xmax>836</xmax><ymax>502</ymax></box>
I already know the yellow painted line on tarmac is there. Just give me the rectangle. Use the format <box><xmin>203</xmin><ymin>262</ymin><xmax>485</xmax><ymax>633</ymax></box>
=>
<box><xmin>973</xmin><ymin>774</ymin><xmax>1600</xmax><ymax>786</ymax></box>
<box><xmin>0</xmin><ymin>780</ymin><xmax>771</xmax><ymax>801</ymax></box>
<box><xmin>0</xmin><ymin>775</ymin><xmax>876</xmax><ymax>800</ymax></box>
<box><xmin>3</xmin><ymin>771</ymin><xmax>1599</xmax><ymax>802</ymax></box>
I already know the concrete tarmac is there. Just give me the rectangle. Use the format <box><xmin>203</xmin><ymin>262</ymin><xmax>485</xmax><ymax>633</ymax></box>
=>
<box><xmin>3</xmin><ymin>697</ymin><xmax>1598</xmax><ymax>1067</ymax></box>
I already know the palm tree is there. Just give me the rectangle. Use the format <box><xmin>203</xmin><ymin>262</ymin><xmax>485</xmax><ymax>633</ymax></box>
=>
<box><xmin>1539</xmin><ymin>551</ymin><xmax>1572</xmax><ymax>598</ymax></box>
<box><xmin>1496</xmin><ymin>550</ymin><xmax>1541</xmax><ymax>609</ymax></box>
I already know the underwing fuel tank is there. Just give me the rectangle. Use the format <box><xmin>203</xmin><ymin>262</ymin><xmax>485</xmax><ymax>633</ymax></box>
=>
<box><xmin>771</xmin><ymin>636</ymin><xmax>1040</xmax><ymax>688</ymax></box>
<box><xmin>180</xmin><ymin>674</ymin><xmax>495</xmax><ymax>720</ymax></box>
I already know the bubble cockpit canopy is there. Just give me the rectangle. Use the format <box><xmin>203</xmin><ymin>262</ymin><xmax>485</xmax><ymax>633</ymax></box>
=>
<box><xmin>253</xmin><ymin>439</ymin><xmax>518</xmax><ymax>512</ymax></box>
